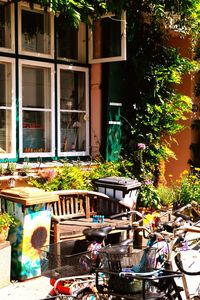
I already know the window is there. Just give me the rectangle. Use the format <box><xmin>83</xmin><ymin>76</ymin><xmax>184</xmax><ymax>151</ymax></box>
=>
<box><xmin>57</xmin><ymin>65</ymin><xmax>89</xmax><ymax>156</ymax></box>
<box><xmin>0</xmin><ymin>58</ymin><xmax>16</xmax><ymax>158</ymax></box>
<box><xmin>18</xmin><ymin>4</ymin><xmax>54</xmax><ymax>58</ymax></box>
<box><xmin>19</xmin><ymin>60</ymin><xmax>55</xmax><ymax>158</ymax></box>
<box><xmin>89</xmin><ymin>11</ymin><xmax>126</xmax><ymax>63</ymax></box>
<box><xmin>56</xmin><ymin>15</ymin><xmax>86</xmax><ymax>63</ymax></box>
<box><xmin>0</xmin><ymin>2</ymin><xmax>14</xmax><ymax>52</ymax></box>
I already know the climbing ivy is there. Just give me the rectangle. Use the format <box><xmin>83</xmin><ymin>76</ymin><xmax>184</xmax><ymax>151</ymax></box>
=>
<box><xmin>119</xmin><ymin>0</ymin><xmax>200</xmax><ymax>178</ymax></box>
<box><xmin>22</xmin><ymin>0</ymin><xmax>200</xmax><ymax>176</ymax></box>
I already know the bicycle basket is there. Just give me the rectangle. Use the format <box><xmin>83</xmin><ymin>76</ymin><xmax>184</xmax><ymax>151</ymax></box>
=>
<box><xmin>99</xmin><ymin>245</ymin><xmax>156</xmax><ymax>273</ymax></box>
<box><xmin>40</xmin><ymin>242</ymin><xmax>92</xmax><ymax>278</ymax></box>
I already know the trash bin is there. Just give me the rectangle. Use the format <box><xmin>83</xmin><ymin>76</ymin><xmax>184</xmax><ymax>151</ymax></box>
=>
<box><xmin>0</xmin><ymin>187</ymin><xmax>58</xmax><ymax>281</ymax></box>
<box><xmin>94</xmin><ymin>176</ymin><xmax>141</xmax><ymax>209</ymax></box>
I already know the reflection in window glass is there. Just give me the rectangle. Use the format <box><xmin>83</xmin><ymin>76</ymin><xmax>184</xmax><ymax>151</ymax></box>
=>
<box><xmin>93</xmin><ymin>16</ymin><xmax>121</xmax><ymax>59</ymax></box>
<box><xmin>60</xmin><ymin>70</ymin><xmax>85</xmax><ymax>110</ymax></box>
<box><xmin>0</xmin><ymin>62</ymin><xmax>13</xmax><ymax>153</ymax></box>
<box><xmin>22</xmin><ymin>66</ymin><xmax>51</xmax><ymax>109</ymax></box>
<box><xmin>60</xmin><ymin>69</ymin><xmax>86</xmax><ymax>153</ymax></box>
<box><xmin>0</xmin><ymin>3</ymin><xmax>11</xmax><ymax>48</ymax></box>
<box><xmin>56</xmin><ymin>16</ymin><xmax>86</xmax><ymax>62</ymax></box>
<box><xmin>22</xmin><ymin>65</ymin><xmax>52</xmax><ymax>153</ymax></box>
<box><xmin>22</xmin><ymin>9</ymin><xmax>51</xmax><ymax>54</ymax></box>
<box><xmin>23</xmin><ymin>111</ymin><xmax>51</xmax><ymax>153</ymax></box>
<box><xmin>56</xmin><ymin>16</ymin><xmax>78</xmax><ymax>59</ymax></box>
<box><xmin>61</xmin><ymin>112</ymin><xmax>86</xmax><ymax>152</ymax></box>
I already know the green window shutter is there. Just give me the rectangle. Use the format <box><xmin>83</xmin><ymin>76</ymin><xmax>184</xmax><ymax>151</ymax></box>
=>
<box><xmin>106</xmin><ymin>102</ymin><xmax>122</xmax><ymax>161</ymax></box>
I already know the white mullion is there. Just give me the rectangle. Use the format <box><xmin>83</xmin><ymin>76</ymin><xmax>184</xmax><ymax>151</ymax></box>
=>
<box><xmin>85</xmin><ymin>68</ymin><xmax>89</xmax><ymax>155</ymax></box>
<box><xmin>0</xmin><ymin>57</ymin><xmax>16</xmax><ymax>158</ymax></box>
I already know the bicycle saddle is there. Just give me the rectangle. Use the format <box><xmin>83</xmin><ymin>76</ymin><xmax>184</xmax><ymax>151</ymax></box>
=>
<box><xmin>83</xmin><ymin>226</ymin><xmax>113</xmax><ymax>240</ymax></box>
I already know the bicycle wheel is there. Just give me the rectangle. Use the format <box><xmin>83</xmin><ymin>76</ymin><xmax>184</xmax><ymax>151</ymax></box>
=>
<box><xmin>174</xmin><ymin>250</ymin><xmax>200</xmax><ymax>275</ymax></box>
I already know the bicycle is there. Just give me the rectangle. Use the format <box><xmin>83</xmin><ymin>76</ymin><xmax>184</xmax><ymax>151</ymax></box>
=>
<box><xmin>79</xmin><ymin>207</ymin><xmax>200</xmax><ymax>299</ymax></box>
<box><xmin>41</xmin><ymin>208</ymin><xmax>199</xmax><ymax>299</ymax></box>
<box><xmin>41</xmin><ymin>221</ymin><xmax>135</xmax><ymax>299</ymax></box>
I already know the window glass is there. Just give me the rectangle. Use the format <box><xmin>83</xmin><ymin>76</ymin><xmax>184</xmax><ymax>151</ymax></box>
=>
<box><xmin>23</xmin><ymin>111</ymin><xmax>51</xmax><ymax>153</ymax></box>
<box><xmin>22</xmin><ymin>65</ymin><xmax>52</xmax><ymax>154</ymax></box>
<box><xmin>0</xmin><ymin>62</ymin><xmax>14</xmax><ymax>154</ymax></box>
<box><xmin>0</xmin><ymin>3</ymin><xmax>11</xmax><ymax>48</ymax></box>
<box><xmin>21</xmin><ymin>9</ymin><xmax>51</xmax><ymax>54</ymax></box>
<box><xmin>60</xmin><ymin>70</ymin><xmax>85</xmax><ymax>110</ymax></box>
<box><xmin>60</xmin><ymin>112</ymin><xmax>86</xmax><ymax>152</ymax></box>
<box><xmin>59</xmin><ymin>68</ymin><xmax>88</xmax><ymax>154</ymax></box>
<box><xmin>56</xmin><ymin>16</ymin><xmax>78</xmax><ymax>59</ymax></box>
<box><xmin>56</xmin><ymin>16</ymin><xmax>86</xmax><ymax>62</ymax></box>
<box><xmin>89</xmin><ymin>11</ymin><xmax>126</xmax><ymax>63</ymax></box>
<box><xmin>93</xmin><ymin>16</ymin><xmax>121</xmax><ymax>59</ymax></box>
<box><xmin>22</xmin><ymin>66</ymin><xmax>51</xmax><ymax>108</ymax></box>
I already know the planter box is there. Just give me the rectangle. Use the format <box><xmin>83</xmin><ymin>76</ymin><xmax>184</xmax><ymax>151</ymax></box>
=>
<box><xmin>0</xmin><ymin>241</ymin><xmax>11</xmax><ymax>288</ymax></box>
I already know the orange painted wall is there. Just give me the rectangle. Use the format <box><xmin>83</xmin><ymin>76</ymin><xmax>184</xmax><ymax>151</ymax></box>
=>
<box><xmin>165</xmin><ymin>34</ymin><xmax>194</xmax><ymax>183</ymax></box>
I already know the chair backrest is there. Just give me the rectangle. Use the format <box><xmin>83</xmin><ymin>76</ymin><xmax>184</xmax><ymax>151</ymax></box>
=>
<box><xmin>50</xmin><ymin>190</ymin><xmax>130</xmax><ymax>219</ymax></box>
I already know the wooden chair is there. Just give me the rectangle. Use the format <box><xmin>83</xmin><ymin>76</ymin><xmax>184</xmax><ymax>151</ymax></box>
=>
<box><xmin>48</xmin><ymin>190</ymin><xmax>131</xmax><ymax>243</ymax></box>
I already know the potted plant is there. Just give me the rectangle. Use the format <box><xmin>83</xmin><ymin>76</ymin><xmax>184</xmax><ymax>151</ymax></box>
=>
<box><xmin>18</xmin><ymin>163</ymin><xmax>31</xmax><ymax>176</ymax></box>
<box><xmin>0</xmin><ymin>212</ymin><xmax>16</xmax><ymax>243</ymax></box>
<box><xmin>4</xmin><ymin>162</ymin><xmax>16</xmax><ymax>176</ymax></box>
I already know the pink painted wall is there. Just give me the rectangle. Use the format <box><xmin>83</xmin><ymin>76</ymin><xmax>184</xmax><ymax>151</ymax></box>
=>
<box><xmin>90</xmin><ymin>64</ymin><xmax>102</xmax><ymax>158</ymax></box>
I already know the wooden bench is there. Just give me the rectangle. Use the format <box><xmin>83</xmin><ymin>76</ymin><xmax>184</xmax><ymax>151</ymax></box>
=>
<box><xmin>48</xmin><ymin>190</ymin><xmax>131</xmax><ymax>243</ymax></box>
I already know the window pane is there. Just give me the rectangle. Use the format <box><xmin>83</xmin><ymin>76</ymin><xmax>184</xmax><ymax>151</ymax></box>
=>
<box><xmin>60</xmin><ymin>112</ymin><xmax>86</xmax><ymax>152</ymax></box>
<box><xmin>93</xmin><ymin>16</ymin><xmax>121</xmax><ymax>59</ymax></box>
<box><xmin>0</xmin><ymin>110</ymin><xmax>12</xmax><ymax>153</ymax></box>
<box><xmin>60</xmin><ymin>70</ymin><xmax>85</xmax><ymax>110</ymax></box>
<box><xmin>23</xmin><ymin>111</ymin><xmax>51</xmax><ymax>153</ymax></box>
<box><xmin>22</xmin><ymin>66</ymin><xmax>51</xmax><ymax>109</ymax></box>
<box><xmin>0</xmin><ymin>3</ymin><xmax>11</xmax><ymax>48</ymax></box>
<box><xmin>0</xmin><ymin>61</ymin><xmax>13</xmax><ymax>154</ymax></box>
<box><xmin>22</xmin><ymin>9</ymin><xmax>51</xmax><ymax>54</ymax></box>
<box><xmin>56</xmin><ymin>16</ymin><xmax>78</xmax><ymax>59</ymax></box>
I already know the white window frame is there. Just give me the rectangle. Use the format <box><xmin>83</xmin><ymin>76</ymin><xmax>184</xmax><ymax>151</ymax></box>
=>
<box><xmin>0</xmin><ymin>2</ymin><xmax>15</xmax><ymax>53</ymax></box>
<box><xmin>18</xmin><ymin>3</ymin><xmax>54</xmax><ymax>59</ymax></box>
<box><xmin>57</xmin><ymin>65</ymin><xmax>89</xmax><ymax>157</ymax></box>
<box><xmin>18</xmin><ymin>59</ymin><xmax>55</xmax><ymax>158</ymax></box>
<box><xmin>0</xmin><ymin>57</ymin><xmax>16</xmax><ymax>159</ymax></box>
<box><xmin>88</xmin><ymin>10</ymin><xmax>126</xmax><ymax>64</ymax></box>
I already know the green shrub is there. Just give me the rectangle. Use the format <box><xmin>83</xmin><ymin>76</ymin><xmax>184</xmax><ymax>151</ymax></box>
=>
<box><xmin>137</xmin><ymin>182</ymin><xmax>161</xmax><ymax>210</ymax></box>
<box><xmin>173</xmin><ymin>169</ymin><xmax>200</xmax><ymax>206</ymax></box>
<box><xmin>156</xmin><ymin>185</ymin><xmax>175</xmax><ymax>207</ymax></box>
<box><xmin>30</xmin><ymin>160</ymin><xmax>132</xmax><ymax>191</ymax></box>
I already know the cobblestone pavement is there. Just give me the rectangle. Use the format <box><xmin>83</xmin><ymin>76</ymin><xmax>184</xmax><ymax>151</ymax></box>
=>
<box><xmin>0</xmin><ymin>272</ymin><xmax>199</xmax><ymax>300</ymax></box>
<box><xmin>0</xmin><ymin>276</ymin><xmax>51</xmax><ymax>300</ymax></box>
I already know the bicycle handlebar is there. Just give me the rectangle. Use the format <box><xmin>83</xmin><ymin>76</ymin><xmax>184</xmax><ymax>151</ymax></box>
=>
<box><xmin>110</xmin><ymin>210</ymin><xmax>144</xmax><ymax>220</ymax></box>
